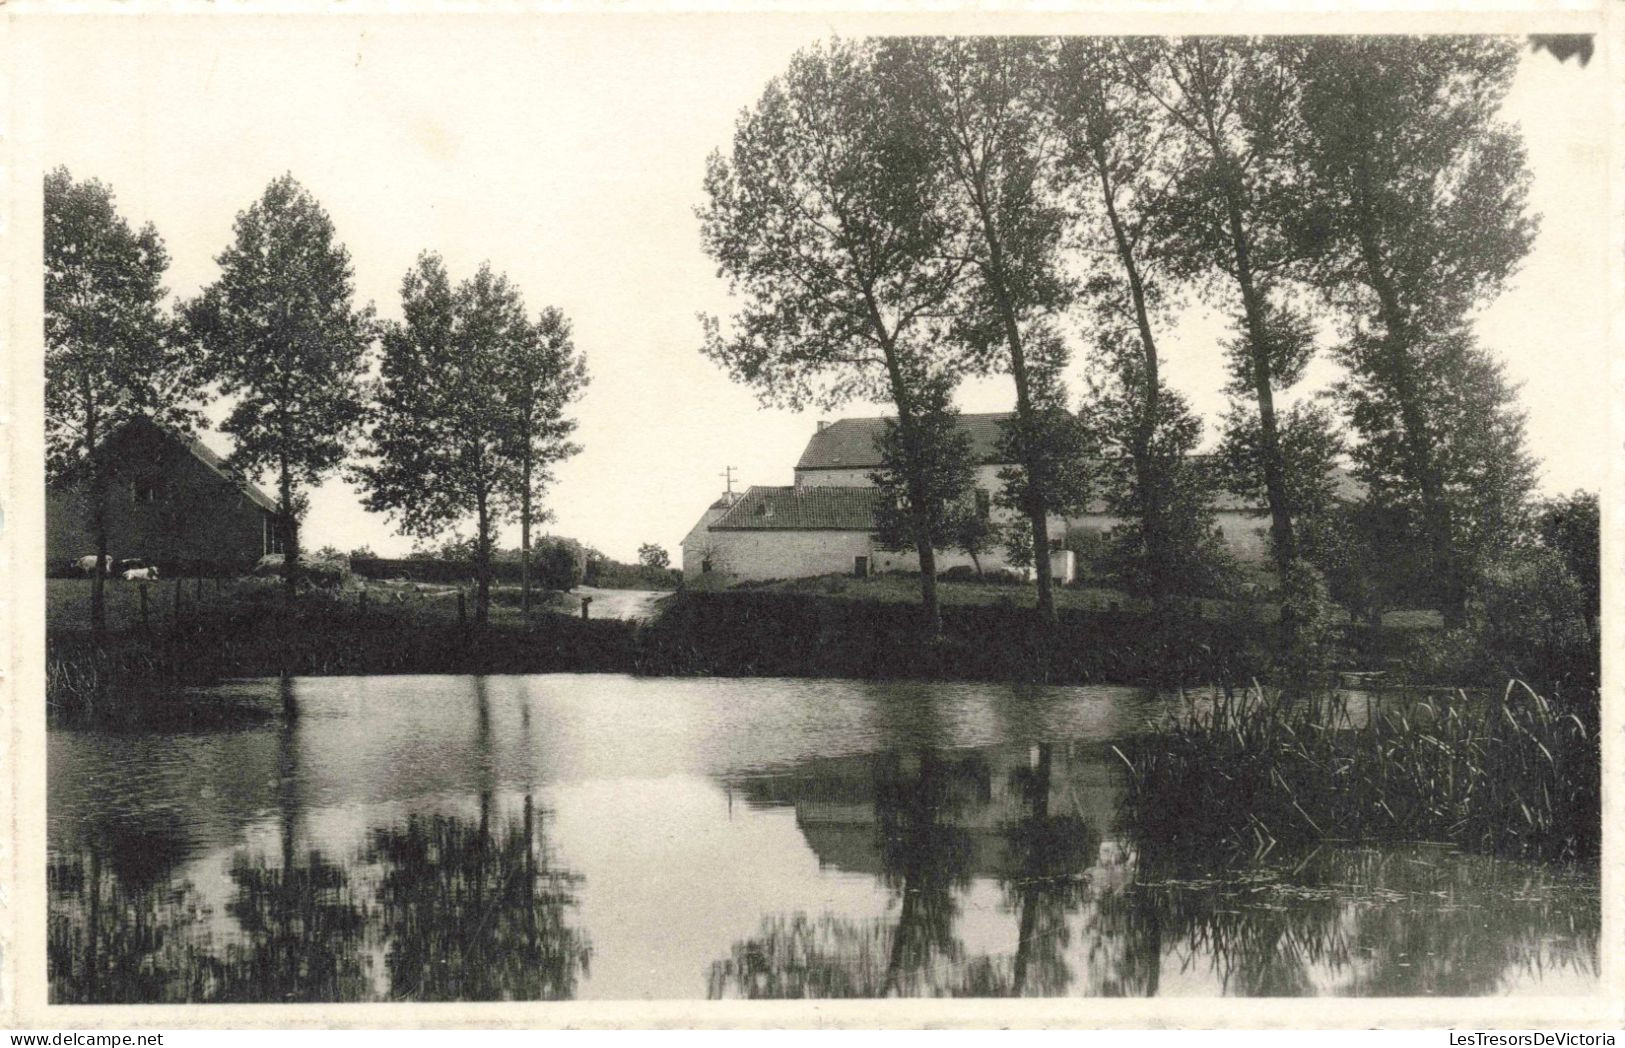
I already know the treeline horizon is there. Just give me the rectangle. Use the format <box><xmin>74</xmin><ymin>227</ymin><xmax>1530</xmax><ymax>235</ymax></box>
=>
<box><xmin>45</xmin><ymin>169</ymin><xmax>589</xmax><ymax>630</ymax></box>
<box><xmin>699</xmin><ymin>35</ymin><xmax>1596</xmax><ymax>657</ymax></box>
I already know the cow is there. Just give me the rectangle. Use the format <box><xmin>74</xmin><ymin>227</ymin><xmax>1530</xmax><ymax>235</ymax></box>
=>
<box><xmin>122</xmin><ymin>565</ymin><xmax>158</xmax><ymax>581</ymax></box>
<box><xmin>77</xmin><ymin>554</ymin><xmax>111</xmax><ymax>577</ymax></box>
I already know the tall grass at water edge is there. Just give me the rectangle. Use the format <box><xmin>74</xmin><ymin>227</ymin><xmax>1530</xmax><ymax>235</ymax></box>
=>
<box><xmin>1116</xmin><ymin>682</ymin><xmax>1600</xmax><ymax>863</ymax></box>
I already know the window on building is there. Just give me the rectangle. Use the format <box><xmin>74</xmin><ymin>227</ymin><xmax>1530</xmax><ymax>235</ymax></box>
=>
<box><xmin>854</xmin><ymin>556</ymin><xmax>869</xmax><ymax>578</ymax></box>
<box><xmin>701</xmin><ymin>558</ymin><xmax>712</xmax><ymax>574</ymax></box>
<box><xmin>263</xmin><ymin>516</ymin><xmax>284</xmax><ymax>555</ymax></box>
<box><xmin>975</xmin><ymin>488</ymin><xmax>991</xmax><ymax>521</ymax></box>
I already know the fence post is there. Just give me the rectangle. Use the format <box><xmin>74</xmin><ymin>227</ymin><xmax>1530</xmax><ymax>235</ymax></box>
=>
<box><xmin>359</xmin><ymin>587</ymin><xmax>368</xmax><ymax>614</ymax></box>
<box><xmin>580</xmin><ymin>596</ymin><xmax>592</xmax><ymax>621</ymax></box>
<box><xmin>458</xmin><ymin>589</ymin><xmax>467</xmax><ymax>628</ymax></box>
<box><xmin>195</xmin><ymin>576</ymin><xmax>203</xmax><ymax>602</ymax></box>
<box><xmin>140</xmin><ymin>583</ymin><xmax>149</xmax><ymax>630</ymax></box>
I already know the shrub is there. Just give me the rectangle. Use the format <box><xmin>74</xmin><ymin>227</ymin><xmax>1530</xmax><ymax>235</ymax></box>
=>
<box><xmin>1276</xmin><ymin>557</ymin><xmax>1336</xmax><ymax>684</ymax></box>
<box><xmin>534</xmin><ymin>541</ymin><xmax>584</xmax><ymax>591</ymax></box>
<box><xmin>1409</xmin><ymin>548</ymin><xmax>1595</xmax><ymax>690</ymax></box>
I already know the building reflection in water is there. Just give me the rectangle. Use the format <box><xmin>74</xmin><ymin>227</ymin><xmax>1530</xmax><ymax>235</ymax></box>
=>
<box><xmin>48</xmin><ymin>675</ymin><xmax>1598</xmax><ymax>1002</ymax></box>
<box><xmin>709</xmin><ymin>740</ymin><xmax>1598</xmax><ymax>999</ymax></box>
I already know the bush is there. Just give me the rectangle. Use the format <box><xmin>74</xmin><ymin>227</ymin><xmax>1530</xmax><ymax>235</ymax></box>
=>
<box><xmin>534</xmin><ymin>541</ymin><xmax>584</xmax><ymax>591</ymax></box>
<box><xmin>1410</xmin><ymin>548</ymin><xmax>1595</xmax><ymax>690</ymax></box>
<box><xmin>1276</xmin><ymin>557</ymin><xmax>1336</xmax><ymax>684</ymax></box>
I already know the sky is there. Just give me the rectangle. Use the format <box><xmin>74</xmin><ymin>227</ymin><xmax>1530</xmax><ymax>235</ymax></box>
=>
<box><xmin>19</xmin><ymin>15</ymin><xmax>1609</xmax><ymax>562</ymax></box>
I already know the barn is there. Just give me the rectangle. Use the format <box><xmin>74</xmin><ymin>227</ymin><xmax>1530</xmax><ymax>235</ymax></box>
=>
<box><xmin>46</xmin><ymin>416</ymin><xmax>285</xmax><ymax>574</ymax></box>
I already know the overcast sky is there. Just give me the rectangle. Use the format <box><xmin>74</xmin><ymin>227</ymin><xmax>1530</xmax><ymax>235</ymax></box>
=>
<box><xmin>20</xmin><ymin>16</ymin><xmax>1607</xmax><ymax>561</ymax></box>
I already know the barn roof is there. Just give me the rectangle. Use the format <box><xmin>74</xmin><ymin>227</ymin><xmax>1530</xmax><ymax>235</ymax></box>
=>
<box><xmin>795</xmin><ymin>413</ymin><xmax>1014</xmax><ymax>471</ymax></box>
<box><xmin>72</xmin><ymin>416</ymin><xmax>283</xmax><ymax>515</ymax></box>
<box><xmin>710</xmin><ymin>486</ymin><xmax>882</xmax><ymax>531</ymax></box>
<box><xmin>792</xmin><ymin>413</ymin><xmax>1363</xmax><ymax>512</ymax></box>
<box><xmin>179</xmin><ymin>431</ymin><xmax>281</xmax><ymax>514</ymax></box>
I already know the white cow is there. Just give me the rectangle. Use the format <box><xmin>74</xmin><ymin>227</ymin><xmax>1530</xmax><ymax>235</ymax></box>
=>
<box><xmin>77</xmin><ymin>554</ymin><xmax>111</xmax><ymax>576</ymax></box>
<box><xmin>122</xmin><ymin>566</ymin><xmax>159</xmax><ymax>581</ymax></box>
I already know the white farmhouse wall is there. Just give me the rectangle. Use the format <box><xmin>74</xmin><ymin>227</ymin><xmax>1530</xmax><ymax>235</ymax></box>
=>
<box><xmin>680</xmin><ymin>502</ymin><xmax>736</xmax><ymax>579</ymax></box>
<box><xmin>687</xmin><ymin>529</ymin><xmax>878</xmax><ymax>583</ymax></box>
<box><xmin>1214</xmin><ymin>511</ymin><xmax>1271</xmax><ymax>562</ymax></box>
<box><xmin>1062</xmin><ymin>510</ymin><xmax>1272</xmax><ymax>566</ymax></box>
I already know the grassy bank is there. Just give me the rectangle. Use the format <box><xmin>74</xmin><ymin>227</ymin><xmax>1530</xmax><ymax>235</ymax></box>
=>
<box><xmin>47</xmin><ymin>583</ymin><xmax>640</xmax><ymax>726</ymax></box>
<box><xmin>1115</xmin><ymin>682</ymin><xmax>1601</xmax><ymax>863</ymax></box>
<box><xmin>636</xmin><ymin>587</ymin><xmax>1438</xmax><ymax>685</ymax></box>
<box><xmin>636</xmin><ymin>588</ymin><xmax>1280</xmax><ymax>684</ymax></box>
<box><xmin>48</xmin><ymin>577</ymin><xmax>1444</xmax><ymax>725</ymax></box>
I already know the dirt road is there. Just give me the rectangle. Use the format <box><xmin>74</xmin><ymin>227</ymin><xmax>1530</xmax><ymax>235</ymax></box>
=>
<box><xmin>570</xmin><ymin>587</ymin><xmax>668</xmax><ymax>622</ymax></box>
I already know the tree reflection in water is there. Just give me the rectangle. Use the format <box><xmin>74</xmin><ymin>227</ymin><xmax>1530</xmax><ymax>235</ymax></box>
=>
<box><xmin>1085</xmin><ymin>842</ymin><xmax>1600</xmax><ymax>996</ymax></box>
<box><xmin>710</xmin><ymin>742</ymin><xmax>1597</xmax><ymax>999</ymax></box>
<box><xmin>48</xmin><ymin>793</ymin><xmax>589</xmax><ymax>1003</ymax></box>
<box><xmin>711</xmin><ymin>746</ymin><xmax>1100</xmax><ymax>998</ymax></box>
<box><xmin>961</xmin><ymin>744</ymin><xmax>1100</xmax><ymax>997</ymax></box>
<box><xmin>47</xmin><ymin>841</ymin><xmax>217</xmax><ymax>1004</ymax></box>
<box><xmin>367</xmin><ymin>793</ymin><xmax>591</xmax><ymax>1001</ymax></box>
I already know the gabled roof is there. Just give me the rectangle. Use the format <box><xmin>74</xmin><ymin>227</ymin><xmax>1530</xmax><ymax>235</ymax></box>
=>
<box><xmin>82</xmin><ymin>415</ymin><xmax>281</xmax><ymax>514</ymax></box>
<box><xmin>710</xmin><ymin>486</ymin><xmax>882</xmax><ymax>531</ymax></box>
<box><xmin>179</xmin><ymin>429</ymin><xmax>281</xmax><ymax>514</ymax></box>
<box><xmin>795</xmin><ymin>413</ymin><xmax>1015</xmax><ymax>471</ymax></box>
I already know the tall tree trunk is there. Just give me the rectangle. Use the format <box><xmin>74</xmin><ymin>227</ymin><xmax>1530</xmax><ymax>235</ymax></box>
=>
<box><xmin>86</xmin><ymin>407</ymin><xmax>108</xmax><ymax>634</ymax></box>
<box><xmin>278</xmin><ymin>456</ymin><xmax>299</xmax><ymax>604</ymax></box>
<box><xmin>972</xmin><ymin>200</ymin><xmax>1056</xmax><ymax>622</ymax></box>
<box><xmin>867</xmin><ymin>290</ymin><xmax>944</xmax><ymax>641</ymax></box>
<box><xmin>475</xmin><ymin>488</ymin><xmax>492</xmax><ymax>627</ymax></box>
<box><xmin>1347</xmin><ymin>163</ymin><xmax>1464</xmax><ymax>626</ymax></box>
<box><xmin>1218</xmin><ymin>183</ymin><xmax>1297</xmax><ymax>573</ymax></box>
<box><xmin>1095</xmin><ymin>145</ymin><xmax>1171</xmax><ymax>607</ymax></box>
<box><xmin>521</xmin><ymin>451</ymin><xmax>533</xmax><ymax>625</ymax></box>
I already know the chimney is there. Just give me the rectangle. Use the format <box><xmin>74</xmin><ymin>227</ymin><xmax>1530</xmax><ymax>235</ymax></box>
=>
<box><xmin>816</xmin><ymin>419</ymin><xmax>829</xmax><ymax>432</ymax></box>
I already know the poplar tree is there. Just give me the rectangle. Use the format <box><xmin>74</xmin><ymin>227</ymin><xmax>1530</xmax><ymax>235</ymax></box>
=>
<box><xmin>698</xmin><ymin>38</ymin><xmax>976</xmax><ymax>638</ymax></box>
<box><xmin>186</xmin><ymin>175</ymin><xmax>373</xmax><ymax>601</ymax></box>
<box><xmin>1290</xmin><ymin>36</ymin><xmax>1538</xmax><ymax>624</ymax></box>
<box><xmin>355</xmin><ymin>256</ymin><xmax>530</xmax><ymax>625</ymax></box>
<box><xmin>502</xmin><ymin>306</ymin><xmax>588</xmax><ymax>620</ymax></box>
<box><xmin>879</xmin><ymin>37</ymin><xmax>1082</xmax><ymax>622</ymax></box>
<box><xmin>45</xmin><ymin>168</ymin><xmax>194</xmax><ymax>631</ymax></box>
<box><xmin>1130</xmin><ymin>37</ymin><xmax>1310</xmax><ymax>575</ymax></box>
<box><xmin>1051</xmin><ymin>38</ymin><xmax>1219</xmax><ymax>605</ymax></box>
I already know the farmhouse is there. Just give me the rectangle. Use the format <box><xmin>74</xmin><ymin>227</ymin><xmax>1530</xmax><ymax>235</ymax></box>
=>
<box><xmin>46</xmin><ymin>416</ymin><xmax>285</xmax><ymax>574</ymax></box>
<box><xmin>682</xmin><ymin>412</ymin><xmax>1349</xmax><ymax>585</ymax></box>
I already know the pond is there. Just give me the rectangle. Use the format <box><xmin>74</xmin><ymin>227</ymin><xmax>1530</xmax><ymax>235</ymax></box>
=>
<box><xmin>47</xmin><ymin>674</ymin><xmax>1599</xmax><ymax>1002</ymax></box>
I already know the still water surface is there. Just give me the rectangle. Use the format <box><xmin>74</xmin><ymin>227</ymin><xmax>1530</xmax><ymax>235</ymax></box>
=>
<box><xmin>48</xmin><ymin>674</ymin><xmax>1599</xmax><ymax>1002</ymax></box>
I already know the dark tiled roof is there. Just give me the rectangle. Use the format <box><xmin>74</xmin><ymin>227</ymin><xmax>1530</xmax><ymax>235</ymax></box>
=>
<box><xmin>795</xmin><ymin>413</ymin><xmax>1015</xmax><ymax>471</ymax></box>
<box><xmin>181</xmin><ymin>431</ymin><xmax>281</xmax><ymax>513</ymax></box>
<box><xmin>711</xmin><ymin>486</ymin><xmax>882</xmax><ymax>531</ymax></box>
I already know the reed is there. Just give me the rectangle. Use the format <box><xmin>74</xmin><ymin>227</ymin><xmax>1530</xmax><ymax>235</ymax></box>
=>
<box><xmin>1116</xmin><ymin>681</ymin><xmax>1600</xmax><ymax>863</ymax></box>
